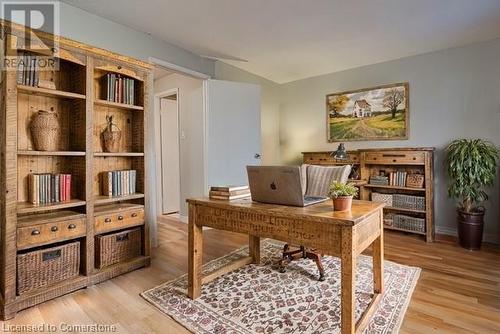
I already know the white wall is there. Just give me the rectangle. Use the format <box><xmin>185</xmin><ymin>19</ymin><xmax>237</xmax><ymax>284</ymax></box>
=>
<box><xmin>154</xmin><ymin>74</ymin><xmax>204</xmax><ymax>217</ymax></box>
<box><xmin>278</xmin><ymin>38</ymin><xmax>500</xmax><ymax>243</ymax></box>
<box><xmin>215</xmin><ymin>62</ymin><xmax>281</xmax><ymax>165</ymax></box>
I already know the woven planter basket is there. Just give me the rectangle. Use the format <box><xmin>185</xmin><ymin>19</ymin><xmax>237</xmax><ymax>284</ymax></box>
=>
<box><xmin>102</xmin><ymin>115</ymin><xmax>122</xmax><ymax>153</ymax></box>
<box><xmin>30</xmin><ymin>110</ymin><xmax>60</xmax><ymax>151</ymax></box>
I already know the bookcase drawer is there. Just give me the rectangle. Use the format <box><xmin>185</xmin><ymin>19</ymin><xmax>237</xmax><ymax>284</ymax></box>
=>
<box><xmin>17</xmin><ymin>218</ymin><xmax>86</xmax><ymax>250</ymax></box>
<box><xmin>95</xmin><ymin>207</ymin><xmax>144</xmax><ymax>234</ymax></box>
<box><xmin>364</xmin><ymin>151</ymin><xmax>425</xmax><ymax>165</ymax></box>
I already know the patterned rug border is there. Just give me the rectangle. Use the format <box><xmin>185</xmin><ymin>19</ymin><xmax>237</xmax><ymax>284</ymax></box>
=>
<box><xmin>141</xmin><ymin>239</ymin><xmax>421</xmax><ymax>334</ymax></box>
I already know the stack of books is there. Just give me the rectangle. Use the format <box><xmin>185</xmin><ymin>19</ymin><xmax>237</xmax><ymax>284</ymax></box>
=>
<box><xmin>369</xmin><ymin>175</ymin><xmax>389</xmax><ymax>186</ymax></box>
<box><xmin>101</xmin><ymin>170</ymin><xmax>137</xmax><ymax>197</ymax></box>
<box><xmin>17</xmin><ymin>53</ymin><xmax>40</xmax><ymax>87</ymax></box>
<box><xmin>28</xmin><ymin>173</ymin><xmax>71</xmax><ymax>204</ymax></box>
<box><xmin>102</xmin><ymin>73</ymin><xmax>135</xmax><ymax>105</ymax></box>
<box><xmin>389</xmin><ymin>171</ymin><xmax>408</xmax><ymax>187</ymax></box>
<box><xmin>209</xmin><ymin>185</ymin><xmax>251</xmax><ymax>200</ymax></box>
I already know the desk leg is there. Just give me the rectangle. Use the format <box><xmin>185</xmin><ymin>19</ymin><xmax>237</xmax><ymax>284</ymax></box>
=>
<box><xmin>249</xmin><ymin>235</ymin><xmax>260</xmax><ymax>264</ymax></box>
<box><xmin>188</xmin><ymin>204</ymin><xmax>203</xmax><ymax>299</ymax></box>
<box><xmin>373</xmin><ymin>213</ymin><xmax>384</xmax><ymax>294</ymax></box>
<box><xmin>341</xmin><ymin>228</ymin><xmax>356</xmax><ymax>334</ymax></box>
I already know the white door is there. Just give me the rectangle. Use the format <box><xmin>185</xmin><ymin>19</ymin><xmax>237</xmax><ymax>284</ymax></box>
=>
<box><xmin>205</xmin><ymin>79</ymin><xmax>261</xmax><ymax>189</ymax></box>
<box><xmin>160</xmin><ymin>97</ymin><xmax>181</xmax><ymax>214</ymax></box>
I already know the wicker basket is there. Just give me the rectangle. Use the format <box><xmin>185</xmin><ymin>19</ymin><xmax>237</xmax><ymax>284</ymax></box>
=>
<box><xmin>95</xmin><ymin>228</ymin><xmax>142</xmax><ymax>269</ymax></box>
<box><xmin>372</xmin><ymin>192</ymin><xmax>393</xmax><ymax>206</ymax></box>
<box><xmin>393</xmin><ymin>194</ymin><xmax>425</xmax><ymax>211</ymax></box>
<box><xmin>30</xmin><ymin>110</ymin><xmax>60</xmax><ymax>151</ymax></box>
<box><xmin>393</xmin><ymin>214</ymin><xmax>425</xmax><ymax>233</ymax></box>
<box><xmin>17</xmin><ymin>241</ymin><xmax>80</xmax><ymax>295</ymax></box>
<box><xmin>102</xmin><ymin>115</ymin><xmax>122</xmax><ymax>153</ymax></box>
<box><xmin>383</xmin><ymin>213</ymin><xmax>394</xmax><ymax>227</ymax></box>
<box><xmin>406</xmin><ymin>174</ymin><xmax>425</xmax><ymax>188</ymax></box>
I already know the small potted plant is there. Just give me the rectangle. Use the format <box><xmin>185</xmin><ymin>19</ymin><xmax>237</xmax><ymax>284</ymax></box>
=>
<box><xmin>445</xmin><ymin>139</ymin><xmax>499</xmax><ymax>250</ymax></box>
<box><xmin>328</xmin><ymin>181</ymin><xmax>358</xmax><ymax>211</ymax></box>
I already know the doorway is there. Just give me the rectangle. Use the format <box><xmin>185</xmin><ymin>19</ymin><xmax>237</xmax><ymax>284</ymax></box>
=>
<box><xmin>158</xmin><ymin>90</ymin><xmax>180</xmax><ymax>214</ymax></box>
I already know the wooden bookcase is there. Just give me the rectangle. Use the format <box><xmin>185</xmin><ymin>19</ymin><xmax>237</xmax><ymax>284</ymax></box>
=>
<box><xmin>0</xmin><ymin>22</ymin><xmax>153</xmax><ymax>319</ymax></box>
<box><xmin>302</xmin><ymin>147</ymin><xmax>435</xmax><ymax>242</ymax></box>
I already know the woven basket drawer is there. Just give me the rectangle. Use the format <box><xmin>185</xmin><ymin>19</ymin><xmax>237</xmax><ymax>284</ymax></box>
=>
<box><xmin>393</xmin><ymin>214</ymin><xmax>425</xmax><ymax>233</ymax></box>
<box><xmin>372</xmin><ymin>192</ymin><xmax>393</xmax><ymax>206</ymax></box>
<box><xmin>393</xmin><ymin>194</ymin><xmax>425</xmax><ymax>211</ymax></box>
<box><xmin>95</xmin><ymin>228</ymin><xmax>142</xmax><ymax>269</ymax></box>
<box><xmin>17</xmin><ymin>241</ymin><xmax>80</xmax><ymax>295</ymax></box>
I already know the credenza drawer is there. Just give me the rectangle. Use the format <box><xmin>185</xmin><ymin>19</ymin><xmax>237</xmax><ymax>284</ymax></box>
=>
<box><xmin>17</xmin><ymin>218</ymin><xmax>86</xmax><ymax>250</ymax></box>
<box><xmin>95</xmin><ymin>207</ymin><xmax>144</xmax><ymax>234</ymax></box>
<box><xmin>364</xmin><ymin>151</ymin><xmax>425</xmax><ymax>165</ymax></box>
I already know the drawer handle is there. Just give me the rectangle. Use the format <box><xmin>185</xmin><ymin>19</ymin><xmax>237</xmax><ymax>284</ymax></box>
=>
<box><xmin>104</xmin><ymin>218</ymin><xmax>112</xmax><ymax>223</ymax></box>
<box><xmin>131</xmin><ymin>213</ymin><xmax>138</xmax><ymax>217</ymax></box>
<box><xmin>393</xmin><ymin>159</ymin><xmax>397</xmax><ymax>162</ymax></box>
<box><xmin>42</xmin><ymin>249</ymin><xmax>61</xmax><ymax>261</ymax></box>
<box><xmin>31</xmin><ymin>229</ymin><xmax>40</xmax><ymax>236</ymax></box>
<box><xmin>116</xmin><ymin>233</ymin><xmax>129</xmax><ymax>242</ymax></box>
<box><xmin>413</xmin><ymin>157</ymin><xmax>416</xmax><ymax>160</ymax></box>
<box><xmin>68</xmin><ymin>224</ymin><xmax>76</xmax><ymax>230</ymax></box>
<box><xmin>117</xmin><ymin>65</ymin><xmax>122</xmax><ymax>70</ymax></box>
<box><xmin>51</xmin><ymin>226</ymin><xmax>58</xmax><ymax>232</ymax></box>
<box><xmin>51</xmin><ymin>47</ymin><xmax>58</xmax><ymax>53</ymax></box>
<box><xmin>118</xmin><ymin>215</ymin><xmax>124</xmax><ymax>220</ymax></box>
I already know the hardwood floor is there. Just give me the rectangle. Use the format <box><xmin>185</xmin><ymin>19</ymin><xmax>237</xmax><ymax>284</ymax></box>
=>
<box><xmin>2</xmin><ymin>216</ymin><xmax>499</xmax><ymax>333</ymax></box>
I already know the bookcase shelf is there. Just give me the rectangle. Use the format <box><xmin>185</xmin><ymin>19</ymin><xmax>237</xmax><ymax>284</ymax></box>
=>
<box><xmin>363</xmin><ymin>184</ymin><xmax>426</xmax><ymax>192</ymax></box>
<box><xmin>94</xmin><ymin>193</ymin><xmax>145</xmax><ymax>205</ymax></box>
<box><xmin>94</xmin><ymin>152</ymin><xmax>144</xmax><ymax>157</ymax></box>
<box><xmin>17</xmin><ymin>150</ymin><xmax>86</xmax><ymax>156</ymax></box>
<box><xmin>94</xmin><ymin>99</ymin><xmax>144</xmax><ymax>111</ymax></box>
<box><xmin>17</xmin><ymin>199</ymin><xmax>87</xmax><ymax>214</ymax></box>
<box><xmin>17</xmin><ymin>85</ymin><xmax>86</xmax><ymax>100</ymax></box>
<box><xmin>384</xmin><ymin>206</ymin><xmax>427</xmax><ymax>214</ymax></box>
<box><xmin>0</xmin><ymin>25</ymin><xmax>152</xmax><ymax>319</ymax></box>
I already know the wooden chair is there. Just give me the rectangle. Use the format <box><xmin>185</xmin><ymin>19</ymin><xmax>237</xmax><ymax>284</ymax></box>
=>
<box><xmin>278</xmin><ymin>164</ymin><xmax>351</xmax><ymax>281</ymax></box>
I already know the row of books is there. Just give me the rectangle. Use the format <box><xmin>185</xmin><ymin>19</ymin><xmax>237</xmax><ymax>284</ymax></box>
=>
<box><xmin>209</xmin><ymin>185</ymin><xmax>250</xmax><ymax>200</ymax></box>
<box><xmin>102</xmin><ymin>73</ymin><xmax>136</xmax><ymax>105</ymax></box>
<box><xmin>28</xmin><ymin>174</ymin><xmax>71</xmax><ymax>204</ymax></box>
<box><xmin>389</xmin><ymin>171</ymin><xmax>408</xmax><ymax>187</ymax></box>
<box><xmin>16</xmin><ymin>53</ymin><xmax>40</xmax><ymax>87</ymax></box>
<box><xmin>101</xmin><ymin>170</ymin><xmax>137</xmax><ymax>197</ymax></box>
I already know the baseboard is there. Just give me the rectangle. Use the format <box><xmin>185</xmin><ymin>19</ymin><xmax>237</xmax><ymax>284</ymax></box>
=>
<box><xmin>436</xmin><ymin>226</ymin><xmax>499</xmax><ymax>244</ymax></box>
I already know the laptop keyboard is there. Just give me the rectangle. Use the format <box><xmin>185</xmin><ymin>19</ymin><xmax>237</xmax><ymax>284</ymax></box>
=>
<box><xmin>304</xmin><ymin>196</ymin><xmax>327</xmax><ymax>202</ymax></box>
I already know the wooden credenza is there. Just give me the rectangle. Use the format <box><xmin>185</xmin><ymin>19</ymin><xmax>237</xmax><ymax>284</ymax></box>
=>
<box><xmin>303</xmin><ymin>148</ymin><xmax>435</xmax><ymax>242</ymax></box>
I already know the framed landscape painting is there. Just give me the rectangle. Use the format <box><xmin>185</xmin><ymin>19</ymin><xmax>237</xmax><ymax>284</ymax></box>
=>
<box><xmin>326</xmin><ymin>82</ymin><xmax>409</xmax><ymax>142</ymax></box>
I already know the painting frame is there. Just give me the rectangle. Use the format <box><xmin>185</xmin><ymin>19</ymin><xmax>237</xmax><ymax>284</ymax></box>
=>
<box><xmin>326</xmin><ymin>82</ymin><xmax>409</xmax><ymax>142</ymax></box>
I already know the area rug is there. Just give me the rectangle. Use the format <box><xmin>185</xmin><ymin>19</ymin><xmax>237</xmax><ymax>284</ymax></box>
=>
<box><xmin>141</xmin><ymin>240</ymin><xmax>420</xmax><ymax>333</ymax></box>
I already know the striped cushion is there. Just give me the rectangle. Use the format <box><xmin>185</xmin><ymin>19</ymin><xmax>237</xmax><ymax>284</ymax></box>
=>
<box><xmin>303</xmin><ymin>164</ymin><xmax>351</xmax><ymax>197</ymax></box>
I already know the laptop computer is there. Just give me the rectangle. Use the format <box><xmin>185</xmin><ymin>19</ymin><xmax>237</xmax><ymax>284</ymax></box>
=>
<box><xmin>246</xmin><ymin>166</ymin><xmax>328</xmax><ymax>207</ymax></box>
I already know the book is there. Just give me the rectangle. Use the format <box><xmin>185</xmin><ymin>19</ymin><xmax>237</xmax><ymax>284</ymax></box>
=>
<box><xmin>210</xmin><ymin>193</ymin><xmax>251</xmax><ymax>200</ymax></box>
<box><xmin>209</xmin><ymin>189</ymin><xmax>250</xmax><ymax>197</ymax></box>
<box><xmin>210</xmin><ymin>185</ymin><xmax>249</xmax><ymax>192</ymax></box>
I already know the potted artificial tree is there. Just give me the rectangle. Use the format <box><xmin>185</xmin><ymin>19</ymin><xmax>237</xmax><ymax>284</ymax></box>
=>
<box><xmin>328</xmin><ymin>181</ymin><xmax>358</xmax><ymax>211</ymax></box>
<box><xmin>445</xmin><ymin>139</ymin><xmax>499</xmax><ymax>250</ymax></box>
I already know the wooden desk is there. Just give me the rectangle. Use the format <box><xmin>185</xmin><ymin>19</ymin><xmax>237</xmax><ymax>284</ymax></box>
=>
<box><xmin>186</xmin><ymin>198</ymin><xmax>385</xmax><ymax>334</ymax></box>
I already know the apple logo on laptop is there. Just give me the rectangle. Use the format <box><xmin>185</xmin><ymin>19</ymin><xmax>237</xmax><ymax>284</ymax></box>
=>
<box><xmin>270</xmin><ymin>182</ymin><xmax>277</xmax><ymax>190</ymax></box>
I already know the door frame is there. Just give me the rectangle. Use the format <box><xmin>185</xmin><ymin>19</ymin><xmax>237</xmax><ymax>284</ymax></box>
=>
<box><xmin>155</xmin><ymin>88</ymin><xmax>181</xmax><ymax>215</ymax></box>
<box><xmin>150</xmin><ymin>58</ymin><xmax>211</xmax><ymax>217</ymax></box>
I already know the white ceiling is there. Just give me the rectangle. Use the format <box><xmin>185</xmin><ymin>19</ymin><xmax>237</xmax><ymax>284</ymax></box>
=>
<box><xmin>63</xmin><ymin>0</ymin><xmax>500</xmax><ymax>83</ymax></box>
